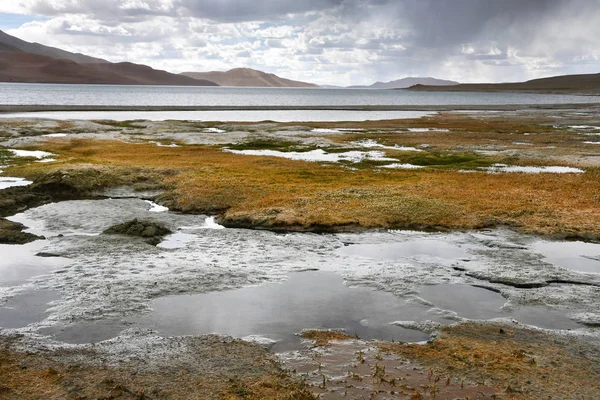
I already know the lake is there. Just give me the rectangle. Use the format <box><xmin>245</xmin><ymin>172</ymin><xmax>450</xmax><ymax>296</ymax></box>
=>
<box><xmin>1</xmin><ymin>83</ymin><xmax>598</xmax><ymax>107</ymax></box>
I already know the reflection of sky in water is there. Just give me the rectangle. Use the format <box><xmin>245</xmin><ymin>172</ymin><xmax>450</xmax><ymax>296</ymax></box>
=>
<box><xmin>0</xmin><ymin>289</ymin><xmax>59</xmax><ymax>329</ymax></box>
<box><xmin>419</xmin><ymin>284</ymin><xmax>580</xmax><ymax>330</ymax></box>
<box><xmin>532</xmin><ymin>240</ymin><xmax>600</xmax><ymax>274</ymax></box>
<box><xmin>1</xmin><ymin>84</ymin><xmax>598</xmax><ymax>106</ymax></box>
<box><xmin>0</xmin><ymin>242</ymin><xmax>69</xmax><ymax>286</ymax></box>
<box><xmin>141</xmin><ymin>272</ymin><xmax>436</xmax><ymax>349</ymax></box>
<box><xmin>0</xmin><ymin>110</ymin><xmax>432</xmax><ymax>122</ymax></box>
<box><xmin>2</xmin><ymin>197</ymin><xmax>598</xmax><ymax>345</ymax></box>
<box><xmin>339</xmin><ymin>240</ymin><xmax>469</xmax><ymax>260</ymax></box>
<box><xmin>0</xmin><ymin>177</ymin><xmax>32</xmax><ymax>190</ymax></box>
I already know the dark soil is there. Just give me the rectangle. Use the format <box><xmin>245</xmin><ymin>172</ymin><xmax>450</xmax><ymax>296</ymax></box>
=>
<box><xmin>0</xmin><ymin>218</ymin><xmax>42</xmax><ymax>244</ymax></box>
<box><xmin>103</xmin><ymin>219</ymin><xmax>171</xmax><ymax>245</ymax></box>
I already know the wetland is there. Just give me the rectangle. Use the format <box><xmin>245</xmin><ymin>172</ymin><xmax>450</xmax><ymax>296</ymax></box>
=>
<box><xmin>1</xmin><ymin>106</ymin><xmax>600</xmax><ymax>399</ymax></box>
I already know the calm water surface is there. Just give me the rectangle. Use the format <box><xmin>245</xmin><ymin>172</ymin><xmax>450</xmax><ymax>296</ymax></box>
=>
<box><xmin>0</xmin><ymin>110</ymin><xmax>433</xmax><ymax>122</ymax></box>
<box><xmin>1</xmin><ymin>83</ymin><xmax>598</xmax><ymax>106</ymax></box>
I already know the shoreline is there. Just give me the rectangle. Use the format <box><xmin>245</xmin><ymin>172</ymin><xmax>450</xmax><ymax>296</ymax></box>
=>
<box><xmin>1</xmin><ymin>102</ymin><xmax>600</xmax><ymax>113</ymax></box>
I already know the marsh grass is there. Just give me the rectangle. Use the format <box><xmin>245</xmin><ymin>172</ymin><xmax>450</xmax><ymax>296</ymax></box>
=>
<box><xmin>6</xmin><ymin>126</ymin><xmax>600</xmax><ymax>237</ymax></box>
<box><xmin>91</xmin><ymin>120</ymin><xmax>147</xmax><ymax>129</ymax></box>
<box><xmin>225</xmin><ymin>137</ymin><xmax>319</xmax><ymax>153</ymax></box>
<box><xmin>0</xmin><ymin>346</ymin><xmax>316</xmax><ymax>400</ymax></box>
<box><xmin>384</xmin><ymin>151</ymin><xmax>498</xmax><ymax>169</ymax></box>
<box><xmin>0</xmin><ymin>148</ymin><xmax>47</xmax><ymax>169</ymax></box>
<box><xmin>379</xmin><ymin>323</ymin><xmax>600</xmax><ymax>400</ymax></box>
<box><xmin>0</xmin><ymin>148</ymin><xmax>10</xmax><ymax>163</ymax></box>
<box><xmin>301</xmin><ymin>330</ymin><xmax>354</xmax><ymax>346</ymax></box>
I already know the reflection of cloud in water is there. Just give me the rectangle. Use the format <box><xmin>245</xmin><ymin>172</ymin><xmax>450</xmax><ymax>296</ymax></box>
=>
<box><xmin>532</xmin><ymin>240</ymin><xmax>600</xmax><ymax>274</ymax></box>
<box><xmin>0</xmin><ymin>110</ymin><xmax>433</xmax><ymax>122</ymax></box>
<box><xmin>355</xmin><ymin>139</ymin><xmax>423</xmax><ymax>152</ymax></box>
<box><xmin>483</xmin><ymin>164</ymin><xmax>584</xmax><ymax>174</ymax></box>
<box><xmin>8</xmin><ymin>149</ymin><xmax>54</xmax><ymax>159</ymax></box>
<box><xmin>0</xmin><ymin>177</ymin><xmax>32</xmax><ymax>190</ymax></box>
<box><xmin>380</xmin><ymin>163</ymin><xmax>424</xmax><ymax>169</ymax></box>
<box><xmin>2</xmin><ymin>198</ymin><xmax>599</xmax><ymax>342</ymax></box>
<box><xmin>223</xmin><ymin>148</ymin><xmax>396</xmax><ymax>163</ymax></box>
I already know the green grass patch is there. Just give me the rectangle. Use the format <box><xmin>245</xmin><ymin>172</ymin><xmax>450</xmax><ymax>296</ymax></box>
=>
<box><xmin>0</xmin><ymin>148</ymin><xmax>11</xmax><ymax>164</ymax></box>
<box><xmin>389</xmin><ymin>151</ymin><xmax>498</xmax><ymax>169</ymax></box>
<box><xmin>225</xmin><ymin>138</ymin><xmax>320</xmax><ymax>153</ymax></box>
<box><xmin>91</xmin><ymin>120</ymin><xmax>147</xmax><ymax>129</ymax></box>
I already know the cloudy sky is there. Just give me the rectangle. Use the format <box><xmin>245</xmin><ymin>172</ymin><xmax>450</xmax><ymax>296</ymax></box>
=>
<box><xmin>1</xmin><ymin>0</ymin><xmax>599</xmax><ymax>86</ymax></box>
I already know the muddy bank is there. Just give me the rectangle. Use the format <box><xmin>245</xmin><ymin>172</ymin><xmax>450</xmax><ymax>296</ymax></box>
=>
<box><xmin>1</xmin><ymin>195</ymin><xmax>599</xmax><ymax>398</ymax></box>
<box><xmin>3</xmin><ymin>162</ymin><xmax>600</xmax><ymax>244</ymax></box>
<box><xmin>211</xmin><ymin>210</ymin><xmax>600</xmax><ymax>243</ymax></box>
<box><xmin>0</xmin><ymin>218</ymin><xmax>41</xmax><ymax>244</ymax></box>
<box><xmin>285</xmin><ymin>323</ymin><xmax>600</xmax><ymax>399</ymax></box>
<box><xmin>2</xmin><ymin>320</ymin><xmax>596</xmax><ymax>400</ymax></box>
<box><xmin>378</xmin><ymin>322</ymin><xmax>600</xmax><ymax>399</ymax></box>
<box><xmin>289</xmin><ymin>322</ymin><xmax>600</xmax><ymax>399</ymax></box>
<box><xmin>0</xmin><ymin>167</ymin><xmax>170</xmax><ymax>243</ymax></box>
<box><xmin>0</xmin><ymin>332</ymin><xmax>314</xmax><ymax>400</ymax></box>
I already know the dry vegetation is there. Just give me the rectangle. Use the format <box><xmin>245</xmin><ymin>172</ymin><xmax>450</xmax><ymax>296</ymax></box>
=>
<box><xmin>378</xmin><ymin>323</ymin><xmax>600</xmax><ymax>399</ymax></box>
<box><xmin>0</xmin><ymin>337</ymin><xmax>315</xmax><ymax>400</ymax></box>
<box><xmin>5</xmin><ymin>113</ymin><xmax>600</xmax><ymax>238</ymax></box>
<box><xmin>301</xmin><ymin>330</ymin><xmax>355</xmax><ymax>346</ymax></box>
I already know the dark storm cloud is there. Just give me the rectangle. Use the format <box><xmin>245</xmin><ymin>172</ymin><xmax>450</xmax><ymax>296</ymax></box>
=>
<box><xmin>14</xmin><ymin>0</ymin><xmax>600</xmax><ymax>83</ymax></box>
<box><xmin>29</xmin><ymin>0</ymin><xmax>345</xmax><ymax>22</ymax></box>
<box><xmin>177</xmin><ymin>0</ymin><xmax>344</xmax><ymax>22</ymax></box>
<box><xmin>30</xmin><ymin>0</ymin><xmax>175</xmax><ymax>19</ymax></box>
<box><xmin>26</xmin><ymin>0</ymin><xmax>589</xmax><ymax>33</ymax></box>
<box><xmin>392</xmin><ymin>0</ymin><xmax>565</xmax><ymax>48</ymax></box>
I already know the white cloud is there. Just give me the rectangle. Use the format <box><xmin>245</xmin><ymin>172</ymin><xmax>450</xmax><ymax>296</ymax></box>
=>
<box><xmin>3</xmin><ymin>0</ymin><xmax>600</xmax><ymax>85</ymax></box>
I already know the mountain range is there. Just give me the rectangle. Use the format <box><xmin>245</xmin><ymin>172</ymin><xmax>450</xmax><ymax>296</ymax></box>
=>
<box><xmin>349</xmin><ymin>77</ymin><xmax>459</xmax><ymax>89</ymax></box>
<box><xmin>1</xmin><ymin>29</ymin><xmax>597</xmax><ymax>93</ymax></box>
<box><xmin>181</xmin><ymin>68</ymin><xmax>317</xmax><ymax>87</ymax></box>
<box><xmin>0</xmin><ymin>30</ymin><xmax>216</xmax><ymax>86</ymax></box>
<box><xmin>408</xmin><ymin>73</ymin><xmax>600</xmax><ymax>94</ymax></box>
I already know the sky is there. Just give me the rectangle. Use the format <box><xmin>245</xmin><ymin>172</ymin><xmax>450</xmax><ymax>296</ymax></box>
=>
<box><xmin>1</xmin><ymin>0</ymin><xmax>599</xmax><ymax>86</ymax></box>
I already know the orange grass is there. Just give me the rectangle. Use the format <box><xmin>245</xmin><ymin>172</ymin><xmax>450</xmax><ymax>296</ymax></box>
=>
<box><xmin>379</xmin><ymin>323</ymin><xmax>600</xmax><ymax>399</ymax></box>
<box><xmin>10</xmin><ymin>138</ymin><xmax>600</xmax><ymax>237</ymax></box>
<box><xmin>301</xmin><ymin>330</ymin><xmax>354</xmax><ymax>346</ymax></box>
<box><xmin>0</xmin><ymin>346</ymin><xmax>315</xmax><ymax>400</ymax></box>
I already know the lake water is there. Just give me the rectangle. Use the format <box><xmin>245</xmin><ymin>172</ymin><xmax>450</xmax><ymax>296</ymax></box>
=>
<box><xmin>0</xmin><ymin>83</ymin><xmax>598</xmax><ymax>107</ymax></box>
<box><xmin>0</xmin><ymin>110</ymin><xmax>433</xmax><ymax>122</ymax></box>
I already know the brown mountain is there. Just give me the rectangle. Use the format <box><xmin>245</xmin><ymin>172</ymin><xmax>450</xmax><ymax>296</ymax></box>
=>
<box><xmin>408</xmin><ymin>73</ymin><xmax>600</xmax><ymax>94</ymax></box>
<box><xmin>181</xmin><ymin>68</ymin><xmax>318</xmax><ymax>87</ymax></box>
<box><xmin>0</xmin><ymin>29</ymin><xmax>107</xmax><ymax>64</ymax></box>
<box><xmin>349</xmin><ymin>77</ymin><xmax>459</xmax><ymax>89</ymax></box>
<box><xmin>0</xmin><ymin>30</ymin><xmax>217</xmax><ymax>86</ymax></box>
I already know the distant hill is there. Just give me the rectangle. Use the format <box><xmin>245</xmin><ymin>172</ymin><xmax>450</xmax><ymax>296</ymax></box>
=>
<box><xmin>0</xmin><ymin>29</ymin><xmax>107</xmax><ymax>64</ymax></box>
<box><xmin>0</xmin><ymin>30</ymin><xmax>217</xmax><ymax>86</ymax></box>
<box><xmin>349</xmin><ymin>77</ymin><xmax>459</xmax><ymax>89</ymax></box>
<box><xmin>0</xmin><ymin>52</ymin><xmax>218</xmax><ymax>86</ymax></box>
<box><xmin>408</xmin><ymin>73</ymin><xmax>600</xmax><ymax>94</ymax></box>
<box><xmin>0</xmin><ymin>40</ymin><xmax>20</xmax><ymax>53</ymax></box>
<box><xmin>181</xmin><ymin>68</ymin><xmax>318</xmax><ymax>87</ymax></box>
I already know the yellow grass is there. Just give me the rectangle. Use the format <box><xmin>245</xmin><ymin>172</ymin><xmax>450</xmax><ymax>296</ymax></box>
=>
<box><xmin>301</xmin><ymin>330</ymin><xmax>354</xmax><ymax>346</ymax></box>
<box><xmin>9</xmin><ymin>132</ymin><xmax>600</xmax><ymax>237</ymax></box>
<box><xmin>379</xmin><ymin>323</ymin><xmax>600</xmax><ymax>399</ymax></box>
